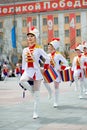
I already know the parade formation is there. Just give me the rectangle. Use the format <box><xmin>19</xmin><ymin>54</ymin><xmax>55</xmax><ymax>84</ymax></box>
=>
<box><xmin>0</xmin><ymin>2</ymin><xmax>87</xmax><ymax>130</ymax></box>
<box><xmin>3</xmin><ymin>26</ymin><xmax>85</xmax><ymax>119</ymax></box>
<box><xmin>0</xmin><ymin>26</ymin><xmax>87</xmax><ymax>120</ymax></box>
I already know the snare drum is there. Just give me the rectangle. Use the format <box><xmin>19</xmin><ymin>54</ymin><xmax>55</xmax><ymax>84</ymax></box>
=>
<box><xmin>3</xmin><ymin>68</ymin><xmax>8</xmax><ymax>76</ymax></box>
<box><xmin>84</xmin><ymin>68</ymin><xmax>87</xmax><ymax>78</ymax></box>
<box><xmin>43</xmin><ymin>65</ymin><xmax>58</xmax><ymax>83</ymax></box>
<box><xmin>60</xmin><ymin>67</ymin><xmax>73</xmax><ymax>82</ymax></box>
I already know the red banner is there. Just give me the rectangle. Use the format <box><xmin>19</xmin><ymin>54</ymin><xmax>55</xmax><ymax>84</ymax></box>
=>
<box><xmin>27</xmin><ymin>17</ymin><xmax>32</xmax><ymax>33</ymax></box>
<box><xmin>0</xmin><ymin>0</ymin><xmax>87</xmax><ymax>16</ymax></box>
<box><xmin>69</xmin><ymin>13</ymin><xmax>76</xmax><ymax>49</ymax></box>
<box><xmin>47</xmin><ymin>15</ymin><xmax>53</xmax><ymax>42</ymax></box>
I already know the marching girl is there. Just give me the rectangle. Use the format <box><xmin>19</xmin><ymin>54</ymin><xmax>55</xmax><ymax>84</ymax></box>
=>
<box><xmin>2</xmin><ymin>62</ymin><xmax>9</xmax><ymax>80</ymax></box>
<box><xmin>72</xmin><ymin>44</ymin><xmax>85</xmax><ymax>99</ymax></box>
<box><xmin>15</xmin><ymin>63</ymin><xmax>21</xmax><ymax>78</ymax></box>
<box><xmin>19</xmin><ymin>27</ymin><xmax>50</xmax><ymax>119</ymax></box>
<box><xmin>44</xmin><ymin>38</ymin><xmax>68</xmax><ymax>107</ymax></box>
<box><xmin>82</xmin><ymin>42</ymin><xmax>87</xmax><ymax>94</ymax></box>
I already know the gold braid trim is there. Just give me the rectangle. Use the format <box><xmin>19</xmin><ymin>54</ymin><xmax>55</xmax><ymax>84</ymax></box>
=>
<box><xmin>25</xmin><ymin>52</ymin><xmax>34</xmax><ymax>63</ymax></box>
<box><xmin>35</xmin><ymin>44</ymin><xmax>42</xmax><ymax>48</ymax></box>
<box><xmin>76</xmin><ymin>57</ymin><xmax>80</xmax><ymax>66</ymax></box>
<box><xmin>55</xmin><ymin>51</ymin><xmax>61</xmax><ymax>54</ymax></box>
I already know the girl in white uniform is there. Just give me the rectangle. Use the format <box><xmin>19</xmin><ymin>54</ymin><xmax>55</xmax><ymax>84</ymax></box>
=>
<box><xmin>72</xmin><ymin>44</ymin><xmax>85</xmax><ymax>98</ymax></box>
<box><xmin>82</xmin><ymin>42</ymin><xmax>87</xmax><ymax>94</ymax></box>
<box><xmin>44</xmin><ymin>38</ymin><xmax>68</xmax><ymax>107</ymax></box>
<box><xmin>2</xmin><ymin>63</ymin><xmax>9</xmax><ymax>80</ymax></box>
<box><xmin>15</xmin><ymin>63</ymin><xmax>21</xmax><ymax>78</ymax></box>
<box><xmin>19</xmin><ymin>27</ymin><xmax>50</xmax><ymax>119</ymax></box>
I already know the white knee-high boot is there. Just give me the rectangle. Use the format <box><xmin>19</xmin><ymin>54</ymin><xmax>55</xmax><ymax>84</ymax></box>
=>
<box><xmin>53</xmin><ymin>88</ymin><xmax>59</xmax><ymax>107</ymax></box>
<box><xmin>79</xmin><ymin>80</ymin><xmax>84</xmax><ymax>99</ymax></box>
<box><xmin>33</xmin><ymin>91</ymin><xmax>40</xmax><ymax>119</ymax></box>
<box><xmin>74</xmin><ymin>76</ymin><xmax>79</xmax><ymax>91</ymax></box>
<box><xmin>83</xmin><ymin>78</ymin><xmax>87</xmax><ymax>94</ymax></box>
<box><xmin>43</xmin><ymin>82</ymin><xmax>52</xmax><ymax>99</ymax></box>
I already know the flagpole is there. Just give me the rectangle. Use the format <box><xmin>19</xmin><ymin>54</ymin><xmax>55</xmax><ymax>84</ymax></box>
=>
<box><xmin>13</xmin><ymin>0</ymin><xmax>17</xmax><ymax>54</ymax></box>
<box><xmin>10</xmin><ymin>0</ymin><xmax>18</xmax><ymax>69</ymax></box>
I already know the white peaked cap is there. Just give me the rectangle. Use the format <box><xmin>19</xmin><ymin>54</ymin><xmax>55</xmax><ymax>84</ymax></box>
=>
<box><xmin>3</xmin><ymin>64</ymin><xmax>7</xmax><ymax>67</ymax></box>
<box><xmin>16</xmin><ymin>63</ymin><xmax>19</xmax><ymax>67</ymax></box>
<box><xmin>27</xmin><ymin>26</ymin><xmax>39</xmax><ymax>39</ymax></box>
<box><xmin>50</xmin><ymin>38</ymin><xmax>60</xmax><ymax>49</ymax></box>
<box><xmin>75</xmin><ymin>44</ymin><xmax>83</xmax><ymax>52</ymax></box>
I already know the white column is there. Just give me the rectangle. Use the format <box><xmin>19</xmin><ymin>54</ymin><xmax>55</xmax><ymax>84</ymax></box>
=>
<box><xmin>81</xmin><ymin>12</ymin><xmax>87</xmax><ymax>42</ymax></box>
<box><xmin>16</xmin><ymin>17</ymin><xmax>22</xmax><ymax>53</ymax></box>
<box><xmin>58</xmin><ymin>13</ymin><xmax>65</xmax><ymax>52</ymax></box>
<box><xmin>3</xmin><ymin>17</ymin><xmax>13</xmax><ymax>53</ymax></box>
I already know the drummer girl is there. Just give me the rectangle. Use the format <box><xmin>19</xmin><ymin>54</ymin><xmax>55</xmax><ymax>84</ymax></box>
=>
<box><xmin>44</xmin><ymin>38</ymin><xmax>68</xmax><ymax>107</ymax></box>
<box><xmin>72</xmin><ymin>44</ymin><xmax>85</xmax><ymax>98</ymax></box>
<box><xmin>2</xmin><ymin>62</ymin><xmax>9</xmax><ymax>78</ymax></box>
<box><xmin>19</xmin><ymin>26</ymin><xmax>50</xmax><ymax>119</ymax></box>
<box><xmin>15</xmin><ymin>63</ymin><xmax>21</xmax><ymax>78</ymax></box>
<box><xmin>82</xmin><ymin>42</ymin><xmax>87</xmax><ymax>94</ymax></box>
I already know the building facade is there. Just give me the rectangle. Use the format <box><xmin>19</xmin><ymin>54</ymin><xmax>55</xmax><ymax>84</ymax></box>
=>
<box><xmin>0</xmin><ymin>0</ymin><xmax>87</xmax><ymax>64</ymax></box>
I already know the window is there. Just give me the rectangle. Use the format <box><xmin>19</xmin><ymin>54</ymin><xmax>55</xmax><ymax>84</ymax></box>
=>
<box><xmin>76</xmin><ymin>29</ymin><xmax>81</xmax><ymax>36</ymax></box>
<box><xmin>65</xmin><ymin>44</ymin><xmax>70</xmax><ymax>51</ymax></box>
<box><xmin>65</xmin><ymin>30</ymin><xmax>69</xmax><ymax>37</ymax></box>
<box><xmin>0</xmin><ymin>47</ymin><xmax>2</xmax><ymax>54</ymax></box>
<box><xmin>44</xmin><ymin>45</ymin><xmax>48</xmax><ymax>52</ymax></box>
<box><xmin>76</xmin><ymin>15</ymin><xmax>80</xmax><ymax>23</ymax></box>
<box><xmin>0</xmin><ymin>22</ymin><xmax>3</xmax><ymax>28</ymax></box>
<box><xmin>0</xmin><ymin>33</ymin><xmax>3</xmax><ymax>40</ymax></box>
<box><xmin>65</xmin><ymin>16</ymin><xmax>69</xmax><ymax>24</ymax></box>
<box><xmin>42</xmin><ymin>31</ymin><xmax>48</xmax><ymax>38</ymax></box>
<box><xmin>32</xmin><ymin>19</ymin><xmax>37</xmax><ymax>26</ymax></box>
<box><xmin>54</xmin><ymin>17</ymin><xmax>58</xmax><ymax>24</ymax></box>
<box><xmin>54</xmin><ymin>30</ymin><xmax>59</xmax><ymax>37</ymax></box>
<box><xmin>22</xmin><ymin>33</ymin><xmax>26</xmax><ymax>40</ymax></box>
<box><xmin>23</xmin><ymin>19</ymin><xmax>27</xmax><ymax>27</ymax></box>
<box><xmin>0</xmin><ymin>33</ymin><xmax>3</xmax><ymax>54</ymax></box>
<box><xmin>43</xmin><ymin>18</ymin><xmax>47</xmax><ymax>25</ymax></box>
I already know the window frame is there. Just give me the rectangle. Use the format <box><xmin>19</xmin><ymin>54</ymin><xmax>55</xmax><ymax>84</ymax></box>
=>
<box><xmin>65</xmin><ymin>16</ymin><xmax>69</xmax><ymax>24</ymax></box>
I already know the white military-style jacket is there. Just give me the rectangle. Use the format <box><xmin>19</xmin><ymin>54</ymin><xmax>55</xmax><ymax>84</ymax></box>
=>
<box><xmin>72</xmin><ymin>55</ymin><xmax>84</xmax><ymax>79</ymax></box>
<box><xmin>48</xmin><ymin>51</ymin><xmax>68</xmax><ymax>82</ymax></box>
<box><xmin>82</xmin><ymin>53</ymin><xmax>87</xmax><ymax>68</ymax></box>
<box><xmin>21</xmin><ymin>44</ymin><xmax>50</xmax><ymax>80</ymax></box>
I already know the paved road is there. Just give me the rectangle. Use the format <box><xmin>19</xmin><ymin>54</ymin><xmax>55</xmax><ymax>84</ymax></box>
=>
<box><xmin>0</xmin><ymin>77</ymin><xmax>87</xmax><ymax>130</ymax></box>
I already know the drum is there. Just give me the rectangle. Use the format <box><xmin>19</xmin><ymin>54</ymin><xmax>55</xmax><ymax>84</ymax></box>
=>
<box><xmin>15</xmin><ymin>67</ymin><xmax>20</xmax><ymax>74</ymax></box>
<box><xmin>60</xmin><ymin>67</ymin><xmax>74</xmax><ymax>82</ymax></box>
<box><xmin>43</xmin><ymin>65</ymin><xmax>58</xmax><ymax>83</ymax></box>
<box><xmin>3</xmin><ymin>68</ymin><xmax>8</xmax><ymax>76</ymax></box>
<box><xmin>84</xmin><ymin>68</ymin><xmax>87</xmax><ymax>78</ymax></box>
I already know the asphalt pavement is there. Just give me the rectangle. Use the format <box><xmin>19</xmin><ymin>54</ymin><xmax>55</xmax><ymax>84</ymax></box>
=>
<box><xmin>0</xmin><ymin>77</ymin><xmax>87</xmax><ymax>130</ymax></box>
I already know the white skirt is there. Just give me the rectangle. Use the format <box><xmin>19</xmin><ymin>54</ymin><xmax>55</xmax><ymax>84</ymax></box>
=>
<box><xmin>20</xmin><ymin>68</ymin><xmax>43</xmax><ymax>81</ymax></box>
